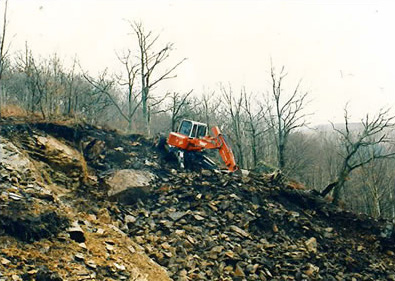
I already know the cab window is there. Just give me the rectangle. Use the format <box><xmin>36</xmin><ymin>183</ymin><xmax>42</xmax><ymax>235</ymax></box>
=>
<box><xmin>197</xmin><ymin>125</ymin><xmax>207</xmax><ymax>138</ymax></box>
<box><xmin>178</xmin><ymin>121</ymin><xmax>192</xmax><ymax>136</ymax></box>
<box><xmin>191</xmin><ymin>124</ymin><xmax>198</xmax><ymax>138</ymax></box>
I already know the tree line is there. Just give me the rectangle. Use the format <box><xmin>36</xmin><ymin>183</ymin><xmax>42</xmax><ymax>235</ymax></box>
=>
<box><xmin>1</xmin><ymin>2</ymin><xmax>394</xmax><ymax>220</ymax></box>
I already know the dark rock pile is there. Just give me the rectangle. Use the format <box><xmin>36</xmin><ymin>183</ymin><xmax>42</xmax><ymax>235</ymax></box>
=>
<box><xmin>118</xmin><ymin>171</ymin><xmax>395</xmax><ymax>280</ymax></box>
<box><xmin>1</xmin><ymin>120</ymin><xmax>395</xmax><ymax>281</ymax></box>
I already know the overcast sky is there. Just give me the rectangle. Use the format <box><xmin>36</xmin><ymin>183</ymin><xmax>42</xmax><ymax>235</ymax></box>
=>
<box><xmin>4</xmin><ymin>0</ymin><xmax>395</xmax><ymax>125</ymax></box>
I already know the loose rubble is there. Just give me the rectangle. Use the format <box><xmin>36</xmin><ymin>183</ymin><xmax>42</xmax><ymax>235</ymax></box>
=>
<box><xmin>0</xmin><ymin>121</ymin><xmax>169</xmax><ymax>281</ymax></box>
<box><xmin>118</xmin><ymin>170</ymin><xmax>395</xmax><ymax>280</ymax></box>
<box><xmin>1</xmin><ymin>119</ymin><xmax>395</xmax><ymax>281</ymax></box>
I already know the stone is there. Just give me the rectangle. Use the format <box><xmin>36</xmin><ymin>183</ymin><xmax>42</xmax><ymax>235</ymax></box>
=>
<box><xmin>305</xmin><ymin>237</ymin><xmax>317</xmax><ymax>253</ymax></box>
<box><xmin>106</xmin><ymin>244</ymin><xmax>115</xmax><ymax>252</ymax></box>
<box><xmin>304</xmin><ymin>263</ymin><xmax>319</xmax><ymax>276</ymax></box>
<box><xmin>114</xmin><ymin>262</ymin><xmax>126</xmax><ymax>271</ymax></box>
<box><xmin>230</xmin><ymin>225</ymin><xmax>250</xmax><ymax>238</ymax></box>
<box><xmin>234</xmin><ymin>264</ymin><xmax>245</xmax><ymax>277</ymax></box>
<box><xmin>125</xmin><ymin>215</ymin><xmax>137</xmax><ymax>224</ymax></box>
<box><xmin>75</xmin><ymin>253</ymin><xmax>84</xmax><ymax>261</ymax></box>
<box><xmin>1</xmin><ymin>258</ymin><xmax>11</xmax><ymax>265</ymax></box>
<box><xmin>85</xmin><ymin>260</ymin><xmax>97</xmax><ymax>269</ymax></box>
<box><xmin>67</xmin><ymin>222</ymin><xmax>85</xmax><ymax>243</ymax></box>
<box><xmin>8</xmin><ymin>192</ymin><xmax>23</xmax><ymax>201</ymax></box>
<box><xmin>35</xmin><ymin>135</ymin><xmax>86</xmax><ymax>179</ymax></box>
<box><xmin>201</xmin><ymin>169</ymin><xmax>213</xmax><ymax>177</ymax></box>
<box><xmin>106</xmin><ymin>169</ymin><xmax>156</xmax><ymax>202</ymax></box>
<box><xmin>168</xmin><ymin>211</ymin><xmax>188</xmax><ymax>221</ymax></box>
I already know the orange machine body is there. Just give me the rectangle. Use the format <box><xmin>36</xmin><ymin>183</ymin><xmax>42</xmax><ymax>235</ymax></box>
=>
<box><xmin>167</xmin><ymin>120</ymin><xmax>238</xmax><ymax>172</ymax></box>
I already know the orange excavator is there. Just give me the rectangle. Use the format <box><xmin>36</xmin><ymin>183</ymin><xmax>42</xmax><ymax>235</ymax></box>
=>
<box><xmin>166</xmin><ymin>119</ymin><xmax>238</xmax><ymax>172</ymax></box>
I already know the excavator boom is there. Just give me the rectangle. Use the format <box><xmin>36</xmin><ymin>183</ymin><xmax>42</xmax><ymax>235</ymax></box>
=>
<box><xmin>211</xmin><ymin>126</ymin><xmax>238</xmax><ymax>172</ymax></box>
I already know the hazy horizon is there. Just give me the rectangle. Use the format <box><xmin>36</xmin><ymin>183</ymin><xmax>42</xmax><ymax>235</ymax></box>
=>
<box><xmin>3</xmin><ymin>0</ymin><xmax>395</xmax><ymax>125</ymax></box>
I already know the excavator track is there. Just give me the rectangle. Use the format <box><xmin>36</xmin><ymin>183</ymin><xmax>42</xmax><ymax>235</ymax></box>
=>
<box><xmin>156</xmin><ymin>136</ymin><xmax>218</xmax><ymax>171</ymax></box>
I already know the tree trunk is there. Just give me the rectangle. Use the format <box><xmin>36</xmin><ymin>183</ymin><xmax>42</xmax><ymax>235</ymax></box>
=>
<box><xmin>67</xmin><ymin>90</ymin><xmax>72</xmax><ymax>116</ymax></box>
<box><xmin>0</xmin><ymin>86</ymin><xmax>2</xmax><ymax>119</ymax></box>
<box><xmin>237</xmin><ymin>143</ymin><xmax>244</xmax><ymax>169</ymax></box>
<box><xmin>278</xmin><ymin>143</ymin><xmax>285</xmax><ymax>169</ymax></box>
<box><xmin>321</xmin><ymin>181</ymin><xmax>339</xmax><ymax>197</ymax></box>
<box><xmin>252</xmin><ymin>136</ymin><xmax>257</xmax><ymax>169</ymax></box>
<box><xmin>333</xmin><ymin>184</ymin><xmax>341</xmax><ymax>205</ymax></box>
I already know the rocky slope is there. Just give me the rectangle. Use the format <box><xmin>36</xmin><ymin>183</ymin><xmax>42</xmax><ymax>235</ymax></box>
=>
<box><xmin>1</xmin><ymin>119</ymin><xmax>394</xmax><ymax>281</ymax></box>
<box><xmin>0</xmin><ymin>121</ymin><xmax>169</xmax><ymax>281</ymax></box>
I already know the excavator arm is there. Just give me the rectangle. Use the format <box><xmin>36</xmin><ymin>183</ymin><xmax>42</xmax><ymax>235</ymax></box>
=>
<box><xmin>210</xmin><ymin>126</ymin><xmax>238</xmax><ymax>172</ymax></box>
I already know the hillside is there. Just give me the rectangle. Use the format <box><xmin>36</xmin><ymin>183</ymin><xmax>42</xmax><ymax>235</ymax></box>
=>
<box><xmin>0</xmin><ymin>119</ymin><xmax>394</xmax><ymax>281</ymax></box>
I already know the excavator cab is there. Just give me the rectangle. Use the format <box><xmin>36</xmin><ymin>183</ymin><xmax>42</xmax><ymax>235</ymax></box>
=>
<box><xmin>178</xmin><ymin>120</ymin><xmax>207</xmax><ymax>138</ymax></box>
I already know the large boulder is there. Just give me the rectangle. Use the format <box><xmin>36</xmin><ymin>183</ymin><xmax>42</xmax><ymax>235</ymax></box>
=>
<box><xmin>105</xmin><ymin>169</ymin><xmax>157</xmax><ymax>204</ymax></box>
<box><xmin>35</xmin><ymin>135</ymin><xmax>85</xmax><ymax>177</ymax></box>
<box><xmin>0</xmin><ymin>136</ymin><xmax>32</xmax><ymax>172</ymax></box>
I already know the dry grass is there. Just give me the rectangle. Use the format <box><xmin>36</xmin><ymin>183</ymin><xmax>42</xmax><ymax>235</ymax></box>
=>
<box><xmin>0</xmin><ymin>105</ymin><xmax>86</xmax><ymax>126</ymax></box>
<box><xmin>0</xmin><ymin>104</ymin><xmax>29</xmax><ymax>118</ymax></box>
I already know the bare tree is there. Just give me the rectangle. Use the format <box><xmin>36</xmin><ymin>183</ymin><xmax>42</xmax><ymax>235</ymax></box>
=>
<box><xmin>264</xmin><ymin>64</ymin><xmax>309</xmax><ymax>170</ymax></box>
<box><xmin>0</xmin><ymin>0</ymin><xmax>9</xmax><ymax>117</ymax></box>
<box><xmin>242</xmin><ymin>88</ymin><xmax>265</xmax><ymax>168</ymax></box>
<box><xmin>321</xmin><ymin>106</ymin><xmax>395</xmax><ymax>205</ymax></box>
<box><xmin>133</xmin><ymin>22</ymin><xmax>186</xmax><ymax>135</ymax></box>
<box><xmin>199</xmin><ymin>91</ymin><xmax>220</xmax><ymax>130</ymax></box>
<box><xmin>220</xmin><ymin>84</ymin><xmax>245</xmax><ymax>168</ymax></box>
<box><xmin>65</xmin><ymin>56</ymin><xmax>78</xmax><ymax>116</ymax></box>
<box><xmin>84</xmin><ymin>69</ymin><xmax>140</xmax><ymax>131</ymax></box>
<box><xmin>357</xmin><ymin>158</ymin><xmax>395</xmax><ymax>218</ymax></box>
<box><xmin>167</xmin><ymin>90</ymin><xmax>193</xmax><ymax>131</ymax></box>
<box><xmin>116</xmin><ymin>50</ymin><xmax>141</xmax><ymax>132</ymax></box>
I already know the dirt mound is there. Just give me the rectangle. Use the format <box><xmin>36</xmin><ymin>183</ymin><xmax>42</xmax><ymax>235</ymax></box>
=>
<box><xmin>1</xmin><ymin>119</ymin><xmax>394</xmax><ymax>281</ymax></box>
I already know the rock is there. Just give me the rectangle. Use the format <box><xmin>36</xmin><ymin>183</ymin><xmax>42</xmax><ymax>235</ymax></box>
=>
<box><xmin>230</xmin><ymin>225</ymin><xmax>250</xmax><ymax>238</ymax></box>
<box><xmin>8</xmin><ymin>192</ymin><xmax>23</xmax><ymax>201</ymax></box>
<box><xmin>201</xmin><ymin>169</ymin><xmax>213</xmax><ymax>177</ymax></box>
<box><xmin>85</xmin><ymin>260</ymin><xmax>97</xmax><ymax>269</ymax></box>
<box><xmin>35</xmin><ymin>135</ymin><xmax>86</xmax><ymax>180</ymax></box>
<box><xmin>168</xmin><ymin>211</ymin><xmax>188</xmax><ymax>221</ymax></box>
<box><xmin>75</xmin><ymin>253</ymin><xmax>84</xmax><ymax>261</ymax></box>
<box><xmin>97</xmin><ymin>208</ymin><xmax>112</xmax><ymax>224</ymax></box>
<box><xmin>67</xmin><ymin>222</ymin><xmax>85</xmax><ymax>243</ymax></box>
<box><xmin>11</xmin><ymin>275</ymin><xmax>22</xmax><ymax>281</ymax></box>
<box><xmin>1</xmin><ymin>258</ymin><xmax>11</xmax><ymax>265</ymax></box>
<box><xmin>193</xmin><ymin>214</ymin><xmax>205</xmax><ymax>221</ymax></box>
<box><xmin>0</xmin><ymin>137</ymin><xmax>32</xmax><ymax>173</ymax></box>
<box><xmin>36</xmin><ymin>266</ymin><xmax>63</xmax><ymax>281</ymax></box>
<box><xmin>305</xmin><ymin>237</ymin><xmax>317</xmax><ymax>253</ymax></box>
<box><xmin>234</xmin><ymin>263</ymin><xmax>245</xmax><ymax>278</ymax></box>
<box><xmin>106</xmin><ymin>169</ymin><xmax>156</xmax><ymax>203</ymax></box>
<box><xmin>304</xmin><ymin>263</ymin><xmax>319</xmax><ymax>276</ymax></box>
<box><xmin>125</xmin><ymin>215</ymin><xmax>137</xmax><ymax>224</ymax></box>
<box><xmin>114</xmin><ymin>262</ymin><xmax>126</xmax><ymax>271</ymax></box>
